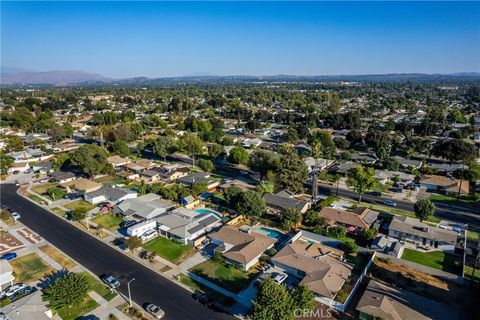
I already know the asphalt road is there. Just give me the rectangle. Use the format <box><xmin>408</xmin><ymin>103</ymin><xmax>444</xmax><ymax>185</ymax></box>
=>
<box><xmin>0</xmin><ymin>184</ymin><xmax>233</xmax><ymax>320</ymax></box>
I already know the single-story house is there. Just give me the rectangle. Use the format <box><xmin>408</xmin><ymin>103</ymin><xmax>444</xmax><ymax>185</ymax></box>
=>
<box><xmin>209</xmin><ymin>226</ymin><xmax>276</xmax><ymax>271</ymax></box>
<box><xmin>303</xmin><ymin>157</ymin><xmax>335</xmax><ymax>173</ymax></box>
<box><xmin>374</xmin><ymin>170</ymin><xmax>414</xmax><ymax>185</ymax></box>
<box><xmin>116</xmin><ymin>171</ymin><xmax>139</xmax><ymax>180</ymax></box>
<box><xmin>156</xmin><ymin>165</ymin><xmax>191</xmax><ymax>182</ymax></box>
<box><xmin>295</xmin><ymin>143</ymin><xmax>312</xmax><ymax>155</ymax></box>
<box><xmin>351</xmin><ymin>152</ymin><xmax>379</xmax><ymax>165</ymax></box>
<box><xmin>371</xmin><ymin>235</ymin><xmax>405</xmax><ymax>258</ymax></box>
<box><xmin>125</xmin><ymin>159</ymin><xmax>157</xmax><ymax>173</ymax></box>
<box><xmin>179</xmin><ymin>195</ymin><xmax>200</xmax><ymax>209</ymax></box>
<box><xmin>155</xmin><ymin>208</ymin><xmax>222</xmax><ymax>245</ymax></box>
<box><xmin>329</xmin><ymin>161</ymin><xmax>357</xmax><ymax>175</ymax></box>
<box><xmin>107</xmin><ymin>155</ymin><xmax>130</xmax><ymax>168</ymax></box>
<box><xmin>0</xmin><ymin>289</ymin><xmax>54</xmax><ymax>320</ymax></box>
<box><xmin>264</xmin><ymin>190</ymin><xmax>311</xmax><ymax>214</ymax></box>
<box><xmin>218</xmin><ymin>179</ymin><xmax>256</xmax><ymax>192</ymax></box>
<box><xmin>419</xmin><ymin>174</ymin><xmax>469</xmax><ymax>195</ymax></box>
<box><xmin>60</xmin><ymin>178</ymin><xmax>103</xmax><ymax>194</ymax></box>
<box><xmin>392</xmin><ymin>156</ymin><xmax>422</xmax><ymax>169</ymax></box>
<box><xmin>7</xmin><ymin>162</ymin><xmax>30</xmax><ymax>174</ymax></box>
<box><xmin>115</xmin><ymin>193</ymin><xmax>175</xmax><ymax>220</ymax></box>
<box><xmin>32</xmin><ymin>161</ymin><xmax>53</xmax><ymax>174</ymax></box>
<box><xmin>177</xmin><ymin>172</ymin><xmax>220</xmax><ymax>191</ymax></box>
<box><xmin>356</xmin><ymin>279</ymin><xmax>458</xmax><ymax>320</ymax></box>
<box><xmin>426</xmin><ymin>162</ymin><xmax>467</xmax><ymax>173</ymax></box>
<box><xmin>22</xmin><ymin>133</ymin><xmax>50</xmax><ymax>145</ymax></box>
<box><xmin>242</xmin><ymin>138</ymin><xmax>262</xmax><ymax>148</ymax></box>
<box><xmin>48</xmin><ymin>171</ymin><xmax>76</xmax><ymax>183</ymax></box>
<box><xmin>318</xmin><ymin>207</ymin><xmax>379</xmax><ymax>232</ymax></box>
<box><xmin>272</xmin><ymin>240</ymin><xmax>352</xmax><ymax>299</ymax></box>
<box><xmin>9</xmin><ymin>149</ymin><xmax>52</xmax><ymax>163</ymax></box>
<box><xmin>387</xmin><ymin>216</ymin><xmax>459</xmax><ymax>251</ymax></box>
<box><xmin>139</xmin><ymin>169</ymin><xmax>162</xmax><ymax>183</ymax></box>
<box><xmin>0</xmin><ymin>260</ymin><xmax>14</xmax><ymax>289</ymax></box>
<box><xmin>84</xmin><ymin>185</ymin><xmax>137</xmax><ymax>205</ymax></box>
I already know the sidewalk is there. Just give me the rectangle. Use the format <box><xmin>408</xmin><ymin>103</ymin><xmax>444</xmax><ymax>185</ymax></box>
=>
<box><xmin>88</xmin><ymin>291</ymin><xmax>131</xmax><ymax>320</ymax></box>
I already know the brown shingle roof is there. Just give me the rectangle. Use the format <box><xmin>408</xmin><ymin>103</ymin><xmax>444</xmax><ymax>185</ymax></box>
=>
<box><xmin>318</xmin><ymin>207</ymin><xmax>378</xmax><ymax>229</ymax></box>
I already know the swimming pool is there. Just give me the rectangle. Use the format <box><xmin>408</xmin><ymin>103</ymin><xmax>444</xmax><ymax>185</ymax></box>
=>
<box><xmin>195</xmin><ymin>208</ymin><xmax>223</xmax><ymax>219</ymax></box>
<box><xmin>259</xmin><ymin>227</ymin><xmax>284</xmax><ymax>239</ymax></box>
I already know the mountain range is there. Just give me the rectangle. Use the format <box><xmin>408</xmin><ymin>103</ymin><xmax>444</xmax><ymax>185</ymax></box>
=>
<box><xmin>1</xmin><ymin>67</ymin><xmax>479</xmax><ymax>85</ymax></box>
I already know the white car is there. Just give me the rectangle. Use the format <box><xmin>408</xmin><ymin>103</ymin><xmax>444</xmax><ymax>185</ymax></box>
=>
<box><xmin>2</xmin><ymin>283</ymin><xmax>26</xmax><ymax>298</ymax></box>
<box><xmin>327</xmin><ymin>203</ymin><xmax>336</xmax><ymax>208</ymax></box>
<box><xmin>146</xmin><ymin>303</ymin><xmax>165</xmax><ymax>319</ymax></box>
<box><xmin>140</xmin><ymin>229</ymin><xmax>157</xmax><ymax>242</ymax></box>
<box><xmin>273</xmin><ymin>273</ymin><xmax>288</xmax><ymax>284</ymax></box>
<box><xmin>10</xmin><ymin>212</ymin><xmax>20</xmax><ymax>220</ymax></box>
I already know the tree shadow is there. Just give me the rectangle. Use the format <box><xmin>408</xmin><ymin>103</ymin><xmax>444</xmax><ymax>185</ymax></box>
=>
<box><xmin>37</xmin><ymin>268</ymin><xmax>70</xmax><ymax>289</ymax></box>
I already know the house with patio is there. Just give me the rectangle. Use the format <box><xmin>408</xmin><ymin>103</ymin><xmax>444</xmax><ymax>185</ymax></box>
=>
<box><xmin>272</xmin><ymin>240</ymin><xmax>352</xmax><ymax>300</ymax></box>
<box><xmin>115</xmin><ymin>193</ymin><xmax>175</xmax><ymax>220</ymax></box>
<box><xmin>387</xmin><ymin>216</ymin><xmax>460</xmax><ymax>251</ymax></box>
<box><xmin>318</xmin><ymin>207</ymin><xmax>379</xmax><ymax>232</ymax></box>
<box><xmin>84</xmin><ymin>185</ymin><xmax>137</xmax><ymax>205</ymax></box>
<box><xmin>208</xmin><ymin>226</ymin><xmax>276</xmax><ymax>271</ymax></box>
<box><xmin>154</xmin><ymin>208</ymin><xmax>222</xmax><ymax>245</ymax></box>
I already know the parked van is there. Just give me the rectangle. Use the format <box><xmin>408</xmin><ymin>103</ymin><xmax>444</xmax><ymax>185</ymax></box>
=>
<box><xmin>140</xmin><ymin>229</ymin><xmax>157</xmax><ymax>242</ymax></box>
<box><xmin>127</xmin><ymin>220</ymin><xmax>156</xmax><ymax>237</ymax></box>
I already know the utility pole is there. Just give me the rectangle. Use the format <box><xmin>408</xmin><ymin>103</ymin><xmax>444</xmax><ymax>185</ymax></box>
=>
<box><xmin>128</xmin><ymin>278</ymin><xmax>136</xmax><ymax>307</ymax></box>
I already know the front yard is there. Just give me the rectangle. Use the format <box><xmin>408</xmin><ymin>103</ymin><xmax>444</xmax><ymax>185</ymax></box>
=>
<box><xmin>82</xmin><ymin>272</ymin><xmax>117</xmax><ymax>301</ymax></box>
<box><xmin>10</xmin><ymin>253</ymin><xmax>54</xmax><ymax>282</ymax></box>
<box><xmin>64</xmin><ymin>200</ymin><xmax>96</xmax><ymax>212</ymax></box>
<box><xmin>91</xmin><ymin>213</ymin><xmax>124</xmax><ymax>230</ymax></box>
<box><xmin>95</xmin><ymin>175</ymin><xmax>127</xmax><ymax>186</ymax></box>
<box><xmin>57</xmin><ymin>295</ymin><xmax>99</xmax><ymax>320</ymax></box>
<box><xmin>31</xmin><ymin>182</ymin><xmax>57</xmax><ymax>195</ymax></box>
<box><xmin>143</xmin><ymin>236</ymin><xmax>193</xmax><ymax>263</ymax></box>
<box><xmin>39</xmin><ymin>245</ymin><xmax>76</xmax><ymax>269</ymax></box>
<box><xmin>401</xmin><ymin>248</ymin><xmax>461</xmax><ymax>274</ymax></box>
<box><xmin>190</xmin><ymin>259</ymin><xmax>258</xmax><ymax>293</ymax></box>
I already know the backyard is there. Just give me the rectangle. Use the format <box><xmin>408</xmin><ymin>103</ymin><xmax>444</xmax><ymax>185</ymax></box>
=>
<box><xmin>10</xmin><ymin>253</ymin><xmax>54</xmax><ymax>282</ymax></box>
<box><xmin>401</xmin><ymin>248</ymin><xmax>461</xmax><ymax>274</ymax></box>
<box><xmin>190</xmin><ymin>259</ymin><xmax>258</xmax><ymax>293</ymax></box>
<box><xmin>95</xmin><ymin>175</ymin><xmax>127</xmax><ymax>186</ymax></box>
<box><xmin>64</xmin><ymin>200</ymin><xmax>96</xmax><ymax>212</ymax></box>
<box><xmin>91</xmin><ymin>213</ymin><xmax>124</xmax><ymax>230</ymax></box>
<box><xmin>143</xmin><ymin>236</ymin><xmax>193</xmax><ymax>263</ymax></box>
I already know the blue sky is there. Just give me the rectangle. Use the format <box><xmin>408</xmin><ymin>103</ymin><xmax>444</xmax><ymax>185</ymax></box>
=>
<box><xmin>1</xmin><ymin>1</ymin><xmax>479</xmax><ymax>78</ymax></box>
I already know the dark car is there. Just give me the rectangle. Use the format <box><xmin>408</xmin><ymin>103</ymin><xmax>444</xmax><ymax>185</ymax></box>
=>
<box><xmin>367</xmin><ymin>191</ymin><xmax>382</xmax><ymax>196</ymax></box>
<box><xmin>1</xmin><ymin>252</ymin><xmax>17</xmax><ymax>261</ymax></box>
<box><xmin>193</xmin><ymin>292</ymin><xmax>214</xmax><ymax>308</ymax></box>
<box><xmin>100</xmin><ymin>274</ymin><xmax>120</xmax><ymax>289</ymax></box>
<box><xmin>120</xmin><ymin>220</ymin><xmax>137</xmax><ymax>229</ymax></box>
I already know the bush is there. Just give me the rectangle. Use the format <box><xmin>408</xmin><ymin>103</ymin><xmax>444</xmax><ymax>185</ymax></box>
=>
<box><xmin>340</xmin><ymin>241</ymin><xmax>358</xmax><ymax>254</ymax></box>
<box><xmin>198</xmin><ymin>159</ymin><xmax>214</xmax><ymax>172</ymax></box>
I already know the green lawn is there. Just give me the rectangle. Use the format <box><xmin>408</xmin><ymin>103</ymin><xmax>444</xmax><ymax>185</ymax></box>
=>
<box><xmin>430</xmin><ymin>194</ymin><xmax>480</xmax><ymax>208</ymax></box>
<box><xmin>401</xmin><ymin>249</ymin><xmax>461</xmax><ymax>274</ymax></box>
<box><xmin>10</xmin><ymin>253</ymin><xmax>54</xmax><ymax>282</ymax></box>
<box><xmin>57</xmin><ymin>296</ymin><xmax>99</xmax><ymax>320</ymax></box>
<box><xmin>464</xmin><ymin>266</ymin><xmax>480</xmax><ymax>282</ymax></box>
<box><xmin>91</xmin><ymin>213</ymin><xmax>124</xmax><ymax>230</ymax></box>
<box><xmin>29</xmin><ymin>194</ymin><xmax>46</xmax><ymax>204</ymax></box>
<box><xmin>365</xmin><ymin>203</ymin><xmax>441</xmax><ymax>223</ymax></box>
<box><xmin>190</xmin><ymin>259</ymin><xmax>257</xmax><ymax>293</ymax></box>
<box><xmin>51</xmin><ymin>207</ymin><xmax>66</xmax><ymax>217</ymax></box>
<box><xmin>144</xmin><ymin>237</ymin><xmax>193</xmax><ymax>263</ymax></box>
<box><xmin>31</xmin><ymin>182</ymin><xmax>57</xmax><ymax>195</ymax></box>
<box><xmin>64</xmin><ymin>200</ymin><xmax>96</xmax><ymax>212</ymax></box>
<box><xmin>179</xmin><ymin>274</ymin><xmax>203</xmax><ymax>292</ymax></box>
<box><xmin>95</xmin><ymin>175</ymin><xmax>127</xmax><ymax>186</ymax></box>
<box><xmin>467</xmin><ymin>230</ymin><xmax>479</xmax><ymax>241</ymax></box>
<box><xmin>82</xmin><ymin>272</ymin><xmax>117</xmax><ymax>301</ymax></box>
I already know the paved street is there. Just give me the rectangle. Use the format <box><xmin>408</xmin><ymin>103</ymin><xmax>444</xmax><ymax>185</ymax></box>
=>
<box><xmin>0</xmin><ymin>184</ymin><xmax>233</xmax><ymax>320</ymax></box>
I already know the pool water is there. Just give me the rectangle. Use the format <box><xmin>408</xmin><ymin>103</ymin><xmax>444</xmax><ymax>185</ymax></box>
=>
<box><xmin>195</xmin><ymin>208</ymin><xmax>223</xmax><ymax>219</ymax></box>
<box><xmin>259</xmin><ymin>227</ymin><xmax>284</xmax><ymax>239</ymax></box>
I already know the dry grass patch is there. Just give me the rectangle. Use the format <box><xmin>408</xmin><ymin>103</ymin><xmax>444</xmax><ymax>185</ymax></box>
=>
<box><xmin>39</xmin><ymin>245</ymin><xmax>76</xmax><ymax>269</ymax></box>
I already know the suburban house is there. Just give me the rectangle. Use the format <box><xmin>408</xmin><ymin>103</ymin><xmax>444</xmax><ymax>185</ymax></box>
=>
<box><xmin>218</xmin><ymin>179</ymin><xmax>256</xmax><ymax>192</ymax></box>
<box><xmin>138</xmin><ymin>169</ymin><xmax>162</xmax><ymax>183</ymax></box>
<box><xmin>374</xmin><ymin>170</ymin><xmax>414</xmax><ymax>185</ymax></box>
<box><xmin>426</xmin><ymin>162</ymin><xmax>466</xmax><ymax>173</ymax></box>
<box><xmin>179</xmin><ymin>195</ymin><xmax>200</xmax><ymax>209</ymax></box>
<box><xmin>0</xmin><ymin>289</ymin><xmax>54</xmax><ymax>320</ymax></box>
<box><xmin>392</xmin><ymin>156</ymin><xmax>422</xmax><ymax>170</ymax></box>
<box><xmin>125</xmin><ymin>159</ymin><xmax>157</xmax><ymax>173</ymax></box>
<box><xmin>303</xmin><ymin>157</ymin><xmax>335</xmax><ymax>173</ymax></box>
<box><xmin>32</xmin><ymin>161</ymin><xmax>53</xmax><ymax>174</ymax></box>
<box><xmin>60</xmin><ymin>178</ymin><xmax>103</xmax><ymax>194</ymax></box>
<box><xmin>84</xmin><ymin>185</ymin><xmax>137</xmax><ymax>205</ymax></box>
<box><xmin>356</xmin><ymin>279</ymin><xmax>458</xmax><ymax>320</ymax></box>
<box><xmin>419</xmin><ymin>174</ymin><xmax>469</xmax><ymax>195</ymax></box>
<box><xmin>351</xmin><ymin>152</ymin><xmax>379</xmax><ymax>165</ymax></box>
<box><xmin>115</xmin><ymin>193</ymin><xmax>175</xmax><ymax>220</ymax></box>
<box><xmin>272</xmin><ymin>240</ymin><xmax>352</xmax><ymax>299</ymax></box>
<box><xmin>9</xmin><ymin>148</ymin><xmax>51</xmax><ymax>163</ymax></box>
<box><xmin>156</xmin><ymin>165</ymin><xmax>191</xmax><ymax>182</ymax></box>
<box><xmin>371</xmin><ymin>235</ymin><xmax>405</xmax><ymax>258</ymax></box>
<box><xmin>329</xmin><ymin>161</ymin><xmax>357</xmax><ymax>175</ymax></box>
<box><xmin>154</xmin><ymin>208</ymin><xmax>222</xmax><ymax>245</ymax></box>
<box><xmin>318</xmin><ymin>207</ymin><xmax>379</xmax><ymax>232</ymax></box>
<box><xmin>0</xmin><ymin>260</ymin><xmax>14</xmax><ymax>289</ymax></box>
<box><xmin>242</xmin><ymin>137</ymin><xmax>262</xmax><ymax>148</ymax></box>
<box><xmin>209</xmin><ymin>226</ymin><xmax>276</xmax><ymax>271</ymax></box>
<box><xmin>48</xmin><ymin>171</ymin><xmax>76</xmax><ymax>183</ymax></box>
<box><xmin>177</xmin><ymin>172</ymin><xmax>220</xmax><ymax>191</ymax></box>
<box><xmin>107</xmin><ymin>155</ymin><xmax>130</xmax><ymax>168</ymax></box>
<box><xmin>7</xmin><ymin>162</ymin><xmax>30</xmax><ymax>174</ymax></box>
<box><xmin>264</xmin><ymin>190</ymin><xmax>311</xmax><ymax>214</ymax></box>
<box><xmin>387</xmin><ymin>216</ymin><xmax>460</xmax><ymax>251</ymax></box>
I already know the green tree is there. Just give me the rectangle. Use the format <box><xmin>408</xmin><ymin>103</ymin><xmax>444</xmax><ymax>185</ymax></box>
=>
<box><xmin>47</xmin><ymin>187</ymin><xmax>66</xmax><ymax>201</ymax></box>
<box><xmin>275</xmin><ymin>150</ymin><xmax>308</xmax><ymax>194</ymax></box>
<box><xmin>70</xmin><ymin>144</ymin><xmax>109</xmax><ymax>178</ymax></box>
<box><xmin>125</xmin><ymin>236</ymin><xmax>143</xmax><ymax>251</ymax></box>
<box><xmin>70</xmin><ymin>207</ymin><xmax>88</xmax><ymax>221</ymax></box>
<box><xmin>280</xmin><ymin>208</ymin><xmax>302</xmax><ymax>231</ymax></box>
<box><xmin>308</xmin><ymin>130</ymin><xmax>336</xmax><ymax>158</ymax></box>
<box><xmin>0</xmin><ymin>151</ymin><xmax>13</xmax><ymax>175</ymax></box>
<box><xmin>237</xmin><ymin>190</ymin><xmax>266</xmax><ymax>217</ymax></box>
<box><xmin>198</xmin><ymin>159</ymin><xmax>214</xmax><ymax>173</ymax></box>
<box><xmin>110</xmin><ymin>140</ymin><xmax>131</xmax><ymax>157</ymax></box>
<box><xmin>290</xmin><ymin>284</ymin><xmax>316</xmax><ymax>313</ymax></box>
<box><xmin>228</xmin><ymin>146</ymin><xmax>250</xmax><ymax>164</ymax></box>
<box><xmin>182</xmin><ymin>133</ymin><xmax>204</xmax><ymax>167</ymax></box>
<box><xmin>346</xmin><ymin>166</ymin><xmax>376</xmax><ymax>203</ymax></box>
<box><xmin>249</xmin><ymin>149</ymin><xmax>278</xmax><ymax>180</ymax></box>
<box><xmin>339</xmin><ymin>241</ymin><xmax>358</xmax><ymax>255</ymax></box>
<box><xmin>152</xmin><ymin>136</ymin><xmax>177</xmax><ymax>162</ymax></box>
<box><xmin>251</xmin><ymin>279</ymin><xmax>294</xmax><ymax>320</ymax></box>
<box><xmin>54</xmin><ymin>153</ymin><xmax>70</xmax><ymax>170</ymax></box>
<box><xmin>208</xmin><ymin>143</ymin><xmax>224</xmax><ymax>160</ymax></box>
<box><xmin>255</xmin><ymin>181</ymin><xmax>274</xmax><ymax>195</ymax></box>
<box><xmin>223</xmin><ymin>186</ymin><xmax>243</xmax><ymax>208</ymax></box>
<box><xmin>192</xmin><ymin>181</ymin><xmax>208</xmax><ymax>196</ymax></box>
<box><xmin>42</xmin><ymin>272</ymin><xmax>90</xmax><ymax>312</ymax></box>
<box><xmin>414</xmin><ymin>199</ymin><xmax>435</xmax><ymax>222</ymax></box>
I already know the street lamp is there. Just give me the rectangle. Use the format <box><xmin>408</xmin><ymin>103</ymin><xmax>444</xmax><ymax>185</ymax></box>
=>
<box><xmin>127</xmin><ymin>278</ymin><xmax>136</xmax><ymax>307</ymax></box>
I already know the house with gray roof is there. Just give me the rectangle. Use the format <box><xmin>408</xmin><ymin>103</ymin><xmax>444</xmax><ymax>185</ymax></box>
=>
<box><xmin>0</xmin><ymin>289</ymin><xmax>53</xmax><ymax>320</ymax></box>
<box><xmin>115</xmin><ymin>193</ymin><xmax>175</xmax><ymax>220</ymax></box>
<box><xmin>264</xmin><ymin>190</ymin><xmax>311</xmax><ymax>214</ymax></box>
<box><xmin>154</xmin><ymin>207</ymin><xmax>222</xmax><ymax>245</ymax></box>
<box><xmin>177</xmin><ymin>172</ymin><xmax>220</xmax><ymax>191</ymax></box>
<box><xmin>84</xmin><ymin>185</ymin><xmax>137</xmax><ymax>205</ymax></box>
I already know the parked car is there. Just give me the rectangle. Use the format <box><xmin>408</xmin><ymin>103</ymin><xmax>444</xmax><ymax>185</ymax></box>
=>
<box><xmin>367</xmin><ymin>191</ymin><xmax>382</xmax><ymax>196</ymax></box>
<box><xmin>65</xmin><ymin>193</ymin><xmax>80</xmax><ymax>200</ymax></box>
<box><xmin>139</xmin><ymin>250</ymin><xmax>148</xmax><ymax>259</ymax></box>
<box><xmin>327</xmin><ymin>203</ymin><xmax>336</xmax><ymax>208</ymax></box>
<box><xmin>100</xmin><ymin>274</ymin><xmax>120</xmax><ymax>289</ymax></box>
<box><xmin>1</xmin><ymin>284</ymin><xmax>26</xmax><ymax>298</ymax></box>
<box><xmin>145</xmin><ymin>303</ymin><xmax>165</xmax><ymax>319</ymax></box>
<box><xmin>239</xmin><ymin>170</ymin><xmax>249</xmax><ymax>175</ymax></box>
<box><xmin>14</xmin><ymin>180</ymin><xmax>20</xmax><ymax>187</ymax></box>
<box><xmin>0</xmin><ymin>252</ymin><xmax>17</xmax><ymax>261</ymax></box>
<box><xmin>10</xmin><ymin>212</ymin><xmax>20</xmax><ymax>220</ymax></box>
<box><xmin>383</xmin><ymin>199</ymin><xmax>397</xmax><ymax>207</ymax></box>
<box><xmin>140</xmin><ymin>229</ymin><xmax>157</xmax><ymax>242</ymax></box>
<box><xmin>120</xmin><ymin>220</ymin><xmax>137</xmax><ymax>229</ymax></box>
<box><xmin>272</xmin><ymin>272</ymin><xmax>288</xmax><ymax>284</ymax></box>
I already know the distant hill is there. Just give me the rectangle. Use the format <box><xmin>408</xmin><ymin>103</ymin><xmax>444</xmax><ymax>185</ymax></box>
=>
<box><xmin>0</xmin><ymin>70</ymin><xmax>110</xmax><ymax>85</ymax></box>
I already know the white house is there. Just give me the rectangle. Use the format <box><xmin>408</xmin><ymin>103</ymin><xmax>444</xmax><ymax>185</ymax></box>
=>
<box><xmin>0</xmin><ymin>260</ymin><xmax>14</xmax><ymax>289</ymax></box>
<box><xmin>84</xmin><ymin>186</ymin><xmax>137</xmax><ymax>205</ymax></box>
<box><xmin>127</xmin><ymin>220</ymin><xmax>157</xmax><ymax>237</ymax></box>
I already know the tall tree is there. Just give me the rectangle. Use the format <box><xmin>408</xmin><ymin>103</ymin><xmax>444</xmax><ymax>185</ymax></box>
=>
<box><xmin>249</xmin><ymin>149</ymin><xmax>278</xmax><ymax>181</ymax></box>
<box><xmin>251</xmin><ymin>279</ymin><xmax>294</xmax><ymax>320</ymax></box>
<box><xmin>346</xmin><ymin>166</ymin><xmax>376</xmax><ymax>203</ymax></box>
<box><xmin>70</xmin><ymin>144</ymin><xmax>109</xmax><ymax>178</ymax></box>
<box><xmin>110</xmin><ymin>140</ymin><xmax>131</xmax><ymax>157</ymax></box>
<box><xmin>275</xmin><ymin>150</ymin><xmax>308</xmax><ymax>193</ymax></box>
<box><xmin>182</xmin><ymin>133</ymin><xmax>203</xmax><ymax>167</ymax></box>
<box><xmin>413</xmin><ymin>199</ymin><xmax>435</xmax><ymax>222</ymax></box>
<box><xmin>237</xmin><ymin>190</ymin><xmax>266</xmax><ymax>217</ymax></box>
<box><xmin>42</xmin><ymin>272</ymin><xmax>90</xmax><ymax>312</ymax></box>
<box><xmin>228</xmin><ymin>146</ymin><xmax>250</xmax><ymax>164</ymax></box>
